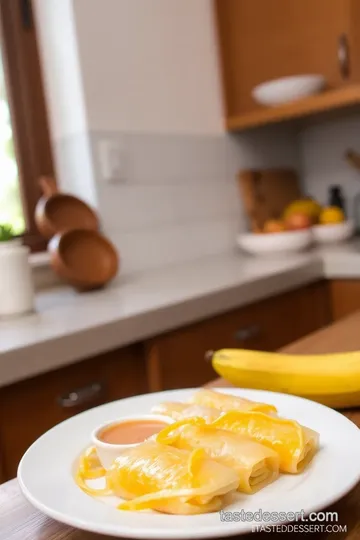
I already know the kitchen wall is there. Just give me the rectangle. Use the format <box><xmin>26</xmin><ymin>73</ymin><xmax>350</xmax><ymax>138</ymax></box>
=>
<box><xmin>33</xmin><ymin>0</ymin><xmax>97</xmax><ymax>207</ymax></box>
<box><xmin>73</xmin><ymin>0</ymin><xmax>224</xmax><ymax>135</ymax></box>
<box><xmin>34</xmin><ymin>0</ymin><xmax>299</xmax><ymax>275</ymax></box>
<box><xmin>299</xmin><ymin>113</ymin><xmax>360</xmax><ymax>219</ymax></box>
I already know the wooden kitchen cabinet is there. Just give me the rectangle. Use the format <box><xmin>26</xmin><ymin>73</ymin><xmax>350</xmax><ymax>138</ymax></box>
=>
<box><xmin>330</xmin><ymin>280</ymin><xmax>360</xmax><ymax>321</ymax></box>
<box><xmin>0</xmin><ymin>345</ymin><xmax>147</xmax><ymax>480</ymax></box>
<box><xmin>254</xmin><ymin>281</ymin><xmax>331</xmax><ymax>351</ymax></box>
<box><xmin>146</xmin><ymin>281</ymin><xmax>331</xmax><ymax>390</ymax></box>
<box><xmin>215</xmin><ymin>0</ymin><xmax>360</xmax><ymax>130</ymax></box>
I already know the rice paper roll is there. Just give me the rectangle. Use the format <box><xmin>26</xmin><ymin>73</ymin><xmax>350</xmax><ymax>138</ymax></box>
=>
<box><xmin>190</xmin><ymin>389</ymin><xmax>277</xmax><ymax>414</ymax></box>
<box><xmin>107</xmin><ymin>441</ymin><xmax>239</xmax><ymax>514</ymax></box>
<box><xmin>156</xmin><ymin>418</ymin><xmax>279</xmax><ymax>494</ymax></box>
<box><xmin>212</xmin><ymin>411</ymin><xmax>319</xmax><ymax>473</ymax></box>
<box><xmin>150</xmin><ymin>402</ymin><xmax>189</xmax><ymax>420</ymax></box>
<box><xmin>180</xmin><ymin>404</ymin><xmax>223</xmax><ymax>422</ymax></box>
<box><xmin>151</xmin><ymin>401</ymin><xmax>222</xmax><ymax>422</ymax></box>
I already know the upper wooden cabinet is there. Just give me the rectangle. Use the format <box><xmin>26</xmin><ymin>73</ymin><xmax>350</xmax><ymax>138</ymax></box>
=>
<box><xmin>215</xmin><ymin>0</ymin><xmax>360</xmax><ymax>130</ymax></box>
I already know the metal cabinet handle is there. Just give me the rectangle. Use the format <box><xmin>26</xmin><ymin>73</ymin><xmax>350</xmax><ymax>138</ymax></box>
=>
<box><xmin>205</xmin><ymin>350</ymin><xmax>214</xmax><ymax>362</ymax></box>
<box><xmin>338</xmin><ymin>34</ymin><xmax>350</xmax><ymax>79</ymax></box>
<box><xmin>57</xmin><ymin>382</ymin><xmax>105</xmax><ymax>409</ymax></box>
<box><xmin>234</xmin><ymin>324</ymin><xmax>261</xmax><ymax>342</ymax></box>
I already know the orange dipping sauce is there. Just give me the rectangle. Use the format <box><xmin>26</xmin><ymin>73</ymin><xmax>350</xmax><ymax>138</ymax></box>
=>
<box><xmin>99</xmin><ymin>420</ymin><xmax>168</xmax><ymax>445</ymax></box>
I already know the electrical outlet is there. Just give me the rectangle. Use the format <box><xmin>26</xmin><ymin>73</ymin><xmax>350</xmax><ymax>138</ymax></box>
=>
<box><xmin>98</xmin><ymin>139</ymin><xmax>127</xmax><ymax>183</ymax></box>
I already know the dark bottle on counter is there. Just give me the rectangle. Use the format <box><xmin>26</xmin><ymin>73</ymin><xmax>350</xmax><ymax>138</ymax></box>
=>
<box><xmin>328</xmin><ymin>185</ymin><xmax>346</xmax><ymax>216</ymax></box>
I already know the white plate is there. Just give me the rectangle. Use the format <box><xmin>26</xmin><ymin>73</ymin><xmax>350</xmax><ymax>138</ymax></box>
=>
<box><xmin>18</xmin><ymin>388</ymin><xmax>360</xmax><ymax>539</ymax></box>
<box><xmin>237</xmin><ymin>229</ymin><xmax>312</xmax><ymax>255</ymax></box>
<box><xmin>252</xmin><ymin>75</ymin><xmax>326</xmax><ymax>106</ymax></box>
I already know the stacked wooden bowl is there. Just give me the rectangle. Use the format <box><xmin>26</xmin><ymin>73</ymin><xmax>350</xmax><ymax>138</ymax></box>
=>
<box><xmin>35</xmin><ymin>177</ymin><xmax>119</xmax><ymax>291</ymax></box>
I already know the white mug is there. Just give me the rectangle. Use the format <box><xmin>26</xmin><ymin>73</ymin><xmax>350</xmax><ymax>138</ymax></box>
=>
<box><xmin>0</xmin><ymin>240</ymin><xmax>35</xmax><ymax>317</ymax></box>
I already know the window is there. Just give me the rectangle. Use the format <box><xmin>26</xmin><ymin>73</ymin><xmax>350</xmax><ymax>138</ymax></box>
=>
<box><xmin>0</xmin><ymin>47</ymin><xmax>23</xmax><ymax>234</ymax></box>
<box><xmin>0</xmin><ymin>0</ymin><xmax>54</xmax><ymax>251</ymax></box>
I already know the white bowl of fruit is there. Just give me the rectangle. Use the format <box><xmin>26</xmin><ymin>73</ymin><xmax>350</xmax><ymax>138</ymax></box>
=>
<box><xmin>311</xmin><ymin>207</ymin><xmax>354</xmax><ymax>244</ymax></box>
<box><xmin>237</xmin><ymin>228</ymin><xmax>312</xmax><ymax>255</ymax></box>
<box><xmin>237</xmin><ymin>198</ymin><xmax>322</xmax><ymax>256</ymax></box>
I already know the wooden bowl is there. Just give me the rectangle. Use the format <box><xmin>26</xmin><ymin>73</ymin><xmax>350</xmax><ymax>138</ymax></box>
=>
<box><xmin>35</xmin><ymin>177</ymin><xmax>99</xmax><ymax>239</ymax></box>
<box><xmin>49</xmin><ymin>229</ymin><xmax>119</xmax><ymax>291</ymax></box>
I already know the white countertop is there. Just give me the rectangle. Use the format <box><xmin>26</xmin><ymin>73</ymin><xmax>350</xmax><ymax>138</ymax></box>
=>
<box><xmin>1</xmin><ymin>240</ymin><xmax>360</xmax><ymax>388</ymax></box>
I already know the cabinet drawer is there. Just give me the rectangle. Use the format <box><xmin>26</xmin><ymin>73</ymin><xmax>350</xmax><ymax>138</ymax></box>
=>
<box><xmin>0</xmin><ymin>345</ymin><xmax>146</xmax><ymax>479</ymax></box>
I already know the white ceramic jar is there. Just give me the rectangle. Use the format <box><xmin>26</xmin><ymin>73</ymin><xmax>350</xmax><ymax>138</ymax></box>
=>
<box><xmin>0</xmin><ymin>240</ymin><xmax>35</xmax><ymax>317</ymax></box>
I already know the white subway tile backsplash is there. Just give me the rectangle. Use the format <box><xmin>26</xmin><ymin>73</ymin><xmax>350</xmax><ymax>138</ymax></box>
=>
<box><xmin>97</xmin><ymin>184</ymin><xmax>179</xmax><ymax>231</ymax></box>
<box><xmin>68</xmin><ymin>128</ymin><xmax>299</xmax><ymax>275</ymax></box>
<box><xmin>128</xmin><ymin>133</ymin><xmax>228</xmax><ymax>184</ymax></box>
<box><xmin>225</xmin><ymin>126</ymin><xmax>300</xmax><ymax>181</ymax></box>
<box><xmin>112</xmin><ymin>217</ymin><xmax>239</xmax><ymax>275</ymax></box>
<box><xmin>187</xmin><ymin>217</ymin><xmax>239</xmax><ymax>256</ymax></box>
<box><xmin>299</xmin><ymin>114</ymin><xmax>360</xmax><ymax>218</ymax></box>
<box><xmin>98</xmin><ymin>179</ymin><xmax>240</xmax><ymax>235</ymax></box>
<box><xmin>172</xmin><ymin>181</ymin><xmax>239</xmax><ymax>222</ymax></box>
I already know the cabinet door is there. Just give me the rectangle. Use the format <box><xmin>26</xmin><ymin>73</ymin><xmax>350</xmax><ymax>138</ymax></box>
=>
<box><xmin>0</xmin><ymin>345</ymin><xmax>147</xmax><ymax>480</ymax></box>
<box><xmin>215</xmin><ymin>0</ymin><xmax>357</xmax><ymax>117</ymax></box>
<box><xmin>146</xmin><ymin>308</ymin><xmax>265</xmax><ymax>391</ymax></box>
<box><xmin>257</xmin><ymin>281</ymin><xmax>331</xmax><ymax>351</ymax></box>
<box><xmin>330</xmin><ymin>280</ymin><xmax>360</xmax><ymax>320</ymax></box>
<box><xmin>146</xmin><ymin>281</ymin><xmax>330</xmax><ymax>391</ymax></box>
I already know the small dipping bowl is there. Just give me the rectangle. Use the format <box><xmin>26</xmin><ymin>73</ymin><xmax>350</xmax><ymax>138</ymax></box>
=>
<box><xmin>91</xmin><ymin>414</ymin><xmax>174</xmax><ymax>469</ymax></box>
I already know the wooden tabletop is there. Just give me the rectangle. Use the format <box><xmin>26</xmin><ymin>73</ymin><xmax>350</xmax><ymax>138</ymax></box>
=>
<box><xmin>2</xmin><ymin>311</ymin><xmax>360</xmax><ymax>540</ymax></box>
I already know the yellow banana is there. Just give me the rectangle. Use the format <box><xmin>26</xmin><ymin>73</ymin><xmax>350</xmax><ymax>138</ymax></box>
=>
<box><xmin>211</xmin><ymin>348</ymin><xmax>360</xmax><ymax>409</ymax></box>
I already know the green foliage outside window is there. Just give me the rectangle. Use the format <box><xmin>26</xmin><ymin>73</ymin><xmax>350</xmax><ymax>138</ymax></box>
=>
<box><xmin>0</xmin><ymin>50</ymin><xmax>25</xmax><ymax>234</ymax></box>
